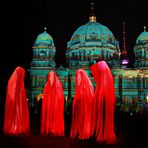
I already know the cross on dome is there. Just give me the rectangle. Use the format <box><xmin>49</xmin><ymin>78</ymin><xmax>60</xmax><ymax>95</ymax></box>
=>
<box><xmin>44</xmin><ymin>27</ymin><xmax>47</xmax><ymax>32</ymax></box>
<box><xmin>144</xmin><ymin>26</ymin><xmax>146</xmax><ymax>32</ymax></box>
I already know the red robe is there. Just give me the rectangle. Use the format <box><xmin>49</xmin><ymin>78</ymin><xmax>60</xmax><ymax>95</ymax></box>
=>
<box><xmin>90</xmin><ymin>61</ymin><xmax>117</xmax><ymax>144</ymax></box>
<box><xmin>40</xmin><ymin>71</ymin><xmax>64</xmax><ymax>136</ymax></box>
<box><xmin>3</xmin><ymin>67</ymin><xmax>30</xmax><ymax>135</ymax></box>
<box><xmin>70</xmin><ymin>69</ymin><xmax>94</xmax><ymax>139</ymax></box>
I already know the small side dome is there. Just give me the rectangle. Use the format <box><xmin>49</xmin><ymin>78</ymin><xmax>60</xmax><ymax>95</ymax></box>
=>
<box><xmin>136</xmin><ymin>26</ymin><xmax>148</xmax><ymax>45</ymax></box>
<box><xmin>35</xmin><ymin>28</ymin><xmax>54</xmax><ymax>46</ymax></box>
<box><xmin>134</xmin><ymin>26</ymin><xmax>148</xmax><ymax>68</ymax></box>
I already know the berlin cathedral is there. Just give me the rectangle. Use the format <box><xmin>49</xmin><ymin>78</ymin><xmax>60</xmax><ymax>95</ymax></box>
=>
<box><xmin>29</xmin><ymin>7</ymin><xmax>148</xmax><ymax>113</ymax></box>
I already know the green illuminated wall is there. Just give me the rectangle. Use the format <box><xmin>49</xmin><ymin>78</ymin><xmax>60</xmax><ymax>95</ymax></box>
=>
<box><xmin>29</xmin><ymin>22</ymin><xmax>148</xmax><ymax>113</ymax></box>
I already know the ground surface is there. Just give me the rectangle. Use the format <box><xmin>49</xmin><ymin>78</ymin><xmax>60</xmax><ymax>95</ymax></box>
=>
<box><xmin>1</xmin><ymin>111</ymin><xmax>148</xmax><ymax>147</ymax></box>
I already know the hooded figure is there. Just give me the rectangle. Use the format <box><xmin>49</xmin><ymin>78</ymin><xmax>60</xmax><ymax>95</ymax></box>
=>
<box><xmin>3</xmin><ymin>67</ymin><xmax>30</xmax><ymax>135</ymax></box>
<box><xmin>40</xmin><ymin>71</ymin><xmax>64</xmax><ymax>136</ymax></box>
<box><xmin>70</xmin><ymin>69</ymin><xmax>94</xmax><ymax>139</ymax></box>
<box><xmin>90</xmin><ymin>61</ymin><xmax>117</xmax><ymax>144</ymax></box>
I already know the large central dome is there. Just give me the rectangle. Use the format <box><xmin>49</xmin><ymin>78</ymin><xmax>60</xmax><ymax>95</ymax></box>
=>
<box><xmin>68</xmin><ymin>21</ymin><xmax>116</xmax><ymax>47</ymax></box>
<box><xmin>67</xmin><ymin>15</ymin><xmax>118</xmax><ymax>49</ymax></box>
<box><xmin>66</xmin><ymin>14</ymin><xmax>120</xmax><ymax>68</ymax></box>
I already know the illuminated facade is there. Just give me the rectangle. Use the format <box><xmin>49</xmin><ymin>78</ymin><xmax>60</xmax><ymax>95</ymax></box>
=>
<box><xmin>29</xmin><ymin>14</ymin><xmax>148</xmax><ymax>113</ymax></box>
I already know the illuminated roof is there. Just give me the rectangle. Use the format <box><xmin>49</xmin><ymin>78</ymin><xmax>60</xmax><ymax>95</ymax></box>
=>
<box><xmin>68</xmin><ymin>20</ymin><xmax>117</xmax><ymax>48</ymax></box>
<box><xmin>136</xmin><ymin>26</ymin><xmax>148</xmax><ymax>45</ymax></box>
<box><xmin>35</xmin><ymin>30</ymin><xmax>54</xmax><ymax>46</ymax></box>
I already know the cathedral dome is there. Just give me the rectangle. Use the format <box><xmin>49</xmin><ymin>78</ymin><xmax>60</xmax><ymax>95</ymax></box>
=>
<box><xmin>35</xmin><ymin>29</ymin><xmax>54</xmax><ymax>46</ymax></box>
<box><xmin>67</xmin><ymin>19</ymin><xmax>118</xmax><ymax>49</ymax></box>
<box><xmin>66</xmin><ymin>3</ymin><xmax>120</xmax><ymax>68</ymax></box>
<box><xmin>136</xmin><ymin>26</ymin><xmax>148</xmax><ymax>45</ymax></box>
<box><xmin>66</xmin><ymin>15</ymin><xmax>120</xmax><ymax>68</ymax></box>
<box><xmin>134</xmin><ymin>26</ymin><xmax>148</xmax><ymax>68</ymax></box>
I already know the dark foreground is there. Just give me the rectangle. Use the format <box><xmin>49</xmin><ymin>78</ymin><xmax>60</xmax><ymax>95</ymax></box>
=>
<box><xmin>1</xmin><ymin>111</ymin><xmax>148</xmax><ymax>148</ymax></box>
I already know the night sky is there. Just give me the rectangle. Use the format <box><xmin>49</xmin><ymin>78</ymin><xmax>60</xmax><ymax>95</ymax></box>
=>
<box><xmin>0</xmin><ymin>0</ymin><xmax>148</xmax><ymax>126</ymax></box>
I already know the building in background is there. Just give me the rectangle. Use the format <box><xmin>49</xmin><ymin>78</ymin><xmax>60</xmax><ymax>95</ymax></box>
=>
<box><xmin>29</xmin><ymin>5</ymin><xmax>148</xmax><ymax>113</ymax></box>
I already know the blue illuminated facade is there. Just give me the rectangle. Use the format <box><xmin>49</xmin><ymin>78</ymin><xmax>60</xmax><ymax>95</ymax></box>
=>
<box><xmin>29</xmin><ymin>15</ymin><xmax>148</xmax><ymax>113</ymax></box>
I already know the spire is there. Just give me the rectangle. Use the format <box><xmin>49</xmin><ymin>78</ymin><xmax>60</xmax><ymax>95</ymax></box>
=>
<box><xmin>123</xmin><ymin>22</ymin><xmax>126</xmax><ymax>51</ymax></box>
<box><xmin>91</xmin><ymin>2</ymin><xmax>95</xmax><ymax>16</ymax></box>
<box><xmin>144</xmin><ymin>25</ymin><xmax>146</xmax><ymax>32</ymax></box>
<box><xmin>89</xmin><ymin>2</ymin><xmax>96</xmax><ymax>22</ymax></box>
<box><xmin>121</xmin><ymin>21</ymin><xmax>129</xmax><ymax>66</ymax></box>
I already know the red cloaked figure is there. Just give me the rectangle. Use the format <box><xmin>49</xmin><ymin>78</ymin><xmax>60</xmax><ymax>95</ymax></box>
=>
<box><xmin>40</xmin><ymin>71</ymin><xmax>64</xmax><ymax>136</ymax></box>
<box><xmin>70</xmin><ymin>69</ymin><xmax>94</xmax><ymax>139</ymax></box>
<box><xmin>3</xmin><ymin>67</ymin><xmax>30</xmax><ymax>135</ymax></box>
<box><xmin>90</xmin><ymin>61</ymin><xmax>117</xmax><ymax>144</ymax></box>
